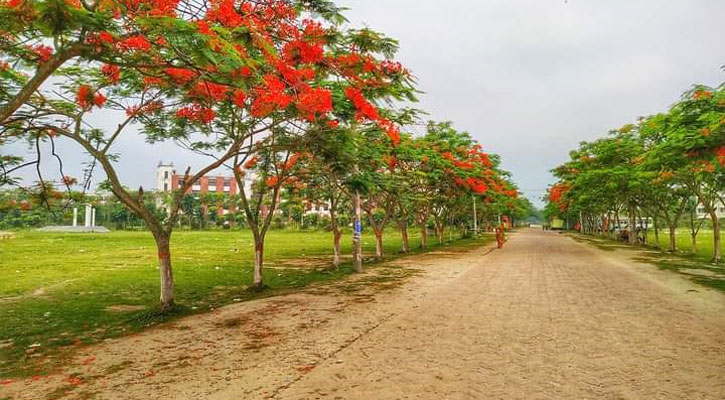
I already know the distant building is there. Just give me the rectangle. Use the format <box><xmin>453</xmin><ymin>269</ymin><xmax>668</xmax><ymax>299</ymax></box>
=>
<box><xmin>696</xmin><ymin>196</ymin><xmax>725</xmax><ymax>219</ymax></box>
<box><xmin>303</xmin><ymin>200</ymin><xmax>331</xmax><ymax>218</ymax></box>
<box><xmin>156</xmin><ymin>161</ymin><xmax>244</xmax><ymax>217</ymax></box>
<box><xmin>156</xmin><ymin>161</ymin><xmax>250</xmax><ymax>197</ymax></box>
<box><xmin>155</xmin><ymin>162</ymin><xmax>275</xmax><ymax>219</ymax></box>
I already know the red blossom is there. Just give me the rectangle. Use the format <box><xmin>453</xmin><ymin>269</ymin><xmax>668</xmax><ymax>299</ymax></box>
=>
<box><xmin>98</xmin><ymin>31</ymin><xmax>115</xmax><ymax>44</ymax></box>
<box><xmin>164</xmin><ymin>67</ymin><xmax>196</xmax><ymax>84</ymax></box>
<box><xmin>297</xmin><ymin>87</ymin><xmax>332</xmax><ymax>121</ymax></box>
<box><xmin>206</xmin><ymin>0</ymin><xmax>244</xmax><ymax>27</ymax></box>
<box><xmin>251</xmin><ymin>75</ymin><xmax>293</xmax><ymax>117</ymax></box>
<box><xmin>101</xmin><ymin>64</ymin><xmax>121</xmax><ymax>83</ymax></box>
<box><xmin>243</xmin><ymin>156</ymin><xmax>258</xmax><ymax>169</ymax></box>
<box><xmin>717</xmin><ymin>147</ymin><xmax>725</xmax><ymax>166</ymax></box>
<box><xmin>188</xmin><ymin>81</ymin><xmax>229</xmax><ymax>102</ymax></box>
<box><xmin>345</xmin><ymin>88</ymin><xmax>379</xmax><ymax>121</ymax></box>
<box><xmin>117</xmin><ymin>35</ymin><xmax>151</xmax><ymax>52</ymax></box>
<box><xmin>693</xmin><ymin>90</ymin><xmax>713</xmax><ymax>100</ymax></box>
<box><xmin>30</xmin><ymin>44</ymin><xmax>53</xmax><ymax>62</ymax></box>
<box><xmin>266</xmin><ymin>176</ymin><xmax>279</xmax><ymax>187</ymax></box>
<box><xmin>76</xmin><ymin>85</ymin><xmax>93</xmax><ymax>109</ymax></box>
<box><xmin>176</xmin><ymin>103</ymin><xmax>215</xmax><ymax>123</ymax></box>
<box><xmin>233</xmin><ymin>90</ymin><xmax>246</xmax><ymax>107</ymax></box>
<box><xmin>93</xmin><ymin>92</ymin><xmax>107</xmax><ymax>107</ymax></box>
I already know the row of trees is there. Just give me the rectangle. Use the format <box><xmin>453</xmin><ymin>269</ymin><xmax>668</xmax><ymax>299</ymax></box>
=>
<box><xmin>1</xmin><ymin>0</ymin><xmax>528</xmax><ymax>310</ymax></box>
<box><xmin>546</xmin><ymin>83</ymin><xmax>724</xmax><ymax>262</ymax></box>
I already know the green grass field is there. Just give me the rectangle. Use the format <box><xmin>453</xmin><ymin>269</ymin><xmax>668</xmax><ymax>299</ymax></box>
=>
<box><xmin>645</xmin><ymin>229</ymin><xmax>719</xmax><ymax>260</ymax></box>
<box><xmin>573</xmin><ymin>229</ymin><xmax>724</xmax><ymax>293</ymax></box>
<box><xmin>0</xmin><ymin>228</ymin><xmax>488</xmax><ymax>377</ymax></box>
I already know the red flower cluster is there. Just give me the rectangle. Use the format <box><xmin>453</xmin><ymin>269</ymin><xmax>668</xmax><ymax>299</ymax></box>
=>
<box><xmin>126</xmin><ymin>101</ymin><xmax>163</xmax><ymax>117</ymax></box>
<box><xmin>282</xmin><ymin>21</ymin><xmax>326</xmax><ymax>65</ymax></box>
<box><xmin>693</xmin><ymin>90</ymin><xmax>713</xmax><ymax>100</ymax></box>
<box><xmin>456</xmin><ymin>177</ymin><xmax>489</xmax><ymax>194</ymax></box>
<box><xmin>265</xmin><ymin>176</ymin><xmax>279</xmax><ymax>187</ymax></box>
<box><xmin>717</xmin><ymin>147</ymin><xmax>725</xmax><ymax>166</ymax></box>
<box><xmin>164</xmin><ymin>67</ymin><xmax>196</xmax><ymax>84</ymax></box>
<box><xmin>243</xmin><ymin>155</ymin><xmax>258</xmax><ymax>169</ymax></box>
<box><xmin>233</xmin><ymin>90</ymin><xmax>247</xmax><ymax>107</ymax></box>
<box><xmin>101</xmin><ymin>64</ymin><xmax>121</xmax><ymax>83</ymax></box>
<box><xmin>251</xmin><ymin>75</ymin><xmax>293</xmax><ymax>117</ymax></box>
<box><xmin>4</xmin><ymin>0</ymin><xmax>23</xmax><ymax>8</ymax></box>
<box><xmin>30</xmin><ymin>44</ymin><xmax>53</xmax><ymax>62</ymax></box>
<box><xmin>548</xmin><ymin>183</ymin><xmax>569</xmax><ymax>211</ymax></box>
<box><xmin>176</xmin><ymin>103</ymin><xmax>215</xmax><ymax>123</ymax></box>
<box><xmin>188</xmin><ymin>81</ymin><xmax>229</xmax><ymax>102</ymax></box>
<box><xmin>279</xmin><ymin>153</ymin><xmax>302</xmax><ymax>171</ymax></box>
<box><xmin>345</xmin><ymin>88</ymin><xmax>380</xmax><ymax>121</ymax></box>
<box><xmin>76</xmin><ymin>85</ymin><xmax>106</xmax><ymax>110</ymax></box>
<box><xmin>381</xmin><ymin>154</ymin><xmax>397</xmax><ymax>170</ymax></box>
<box><xmin>117</xmin><ymin>35</ymin><xmax>151</xmax><ymax>52</ymax></box>
<box><xmin>297</xmin><ymin>87</ymin><xmax>332</xmax><ymax>121</ymax></box>
<box><xmin>206</xmin><ymin>0</ymin><xmax>244</xmax><ymax>27</ymax></box>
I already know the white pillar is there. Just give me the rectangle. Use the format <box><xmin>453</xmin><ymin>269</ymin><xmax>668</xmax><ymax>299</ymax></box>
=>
<box><xmin>73</xmin><ymin>208</ymin><xmax>78</xmax><ymax>227</ymax></box>
<box><xmin>84</xmin><ymin>205</ymin><xmax>92</xmax><ymax>227</ymax></box>
<box><xmin>91</xmin><ymin>208</ymin><xmax>96</xmax><ymax>227</ymax></box>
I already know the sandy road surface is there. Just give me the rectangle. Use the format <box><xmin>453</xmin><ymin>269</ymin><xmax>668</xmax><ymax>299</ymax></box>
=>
<box><xmin>3</xmin><ymin>229</ymin><xmax>725</xmax><ymax>399</ymax></box>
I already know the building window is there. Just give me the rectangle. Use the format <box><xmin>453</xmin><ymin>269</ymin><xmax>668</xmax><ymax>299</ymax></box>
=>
<box><xmin>164</xmin><ymin>183</ymin><xmax>168</xmax><ymax>192</ymax></box>
<box><xmin>164</xmin><ymin>171</ymin><xmax>169</xmax><ymax>179</ymax></box>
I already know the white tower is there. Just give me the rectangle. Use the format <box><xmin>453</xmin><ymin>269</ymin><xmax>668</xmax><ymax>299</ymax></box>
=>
<box><xmin>156</xmin><ymin>161</ymin><xmax>176</xmax><ymax>193</ymax></box>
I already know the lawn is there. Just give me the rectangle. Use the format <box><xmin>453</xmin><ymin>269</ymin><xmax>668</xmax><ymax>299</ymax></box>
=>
<box><xmin>572</xmin><ymin>229</ymin><xmax>725</xmax><ymax>294</ymax></box>
<box><xmin>645</xmin><ymin>229</ymin><xmax>720</xmax><ymax>260</ymax></box>
<box><xmin>0</xmin><ymin>228</ymin><xmax>488</xmax><ymax>377</ymax></box>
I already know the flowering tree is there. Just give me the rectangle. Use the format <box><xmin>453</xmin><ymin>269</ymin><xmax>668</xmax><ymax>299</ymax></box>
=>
<box><xmin>0</xmin><ymin>0</ymin><xmax>396</xmax><ymax>306</ymax></box>
<box><xmin>548</xmin><ymin>83</ymin><xmax>723</xmax><ymax>261</ymax></box>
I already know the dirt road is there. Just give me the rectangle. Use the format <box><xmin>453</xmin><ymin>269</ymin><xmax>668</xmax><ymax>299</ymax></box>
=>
<box><xmin>4</xmin><ymin>229</ymin><xmax>725</xmax><ymax>399</ymax></box>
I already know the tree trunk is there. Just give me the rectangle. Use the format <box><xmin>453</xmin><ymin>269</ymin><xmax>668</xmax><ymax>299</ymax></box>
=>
<box><xmin>253</xmin><ymin>237</ymin><xmax>264</xmax><ymax>288</ymax></box>
<box><xmin>400</xmin><ymin>220</ymin><xmax>410</xmax><ymax>253</ymax></box>
<box><xmin>433</xmin><ymin>216</ymin><xmax>444</xmax><ymax>244</ymax></box>
<box><xmin>333</xmin><ymin>228</ymin><xmax>342</xmax><ymax>268</ymax></box>
<box><xmin>374</xmin><ymin>231</ymin><xmax>384</xmax><ymax>259</ymax></box>
<box><xmin>668</xmin><ymin>226</ymin><xmax>677</xmax><ymax>252</ymax></box>
<box><xmin>711</xmin><ymin>213</ymin><xmax>721</xmax><ymax>263</ymax></box>
<box><xmin>155</xmin><ymin>233</ymin><xmax>175</xmax><ymax>310</ymax></box>
<box><xmin>420</xmin><ymin>222</ymin><xmax>428</xmax><ymax>250</ymax></box>
<box><xmin>653</xmin><ymin>216</ymin><xmax>660</xmax><ymax>248</ymax></box>
<box><xmin>692</xmin><ymin>232</ymin><xmax>698</xmax><ymax>254</ymax></box>
<box><xmin>330</xmin><ymin>201</ymin><xmax>342</xmax><ymax>268</ymax></box>
<box><xmin>628</xmin><ymin>203</ymin><xmax>637</xmax><ymax>245</ymax></box>
<box><xmin>352</xmin><ymin>190</ymin><xmax>363</xmax><ymax>273</ymax></box>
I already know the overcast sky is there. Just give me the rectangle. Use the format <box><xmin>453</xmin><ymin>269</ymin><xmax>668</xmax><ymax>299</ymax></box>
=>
<box><xmin>9</xmin><ymin>0</ymin><xmax>725</xmax><ymax>207</ymax></box>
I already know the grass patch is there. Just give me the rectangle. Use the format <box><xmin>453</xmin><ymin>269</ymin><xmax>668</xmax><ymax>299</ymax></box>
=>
<box><xmin>0</xmin><ymin>228</ymin><xmax>489</xmax><ymax>377</ymax></box>
<box><xmin>570</xmin><ymin>232</ymin><xmax>725</xmax><ymax>293</ymax></box>
<box><xmin>645</xmin><ymin>229</ymin><xmax>719</xmax><ymax>261</ymax></box>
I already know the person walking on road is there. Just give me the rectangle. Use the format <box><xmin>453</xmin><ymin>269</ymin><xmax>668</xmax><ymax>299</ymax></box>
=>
<box><xmin>496</xmin><ymin>224</ymin><xmax>507</xmax><ymax>249</ymax></box>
